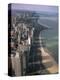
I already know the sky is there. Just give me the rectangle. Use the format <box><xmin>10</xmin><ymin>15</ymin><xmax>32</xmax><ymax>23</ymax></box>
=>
<box><xmin>11</xmin><ymin>3</ymin><xmax>58</xmax><ymax>13</ymax></box>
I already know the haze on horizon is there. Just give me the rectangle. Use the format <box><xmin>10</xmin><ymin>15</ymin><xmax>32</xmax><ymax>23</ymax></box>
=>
<box><xmin>11</xmin><ymin>3</ymin><xmax>58</xmax><ymax>14</ymax></box>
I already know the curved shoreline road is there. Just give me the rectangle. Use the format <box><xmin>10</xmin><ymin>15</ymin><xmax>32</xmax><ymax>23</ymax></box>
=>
<box><xmin>26</xmin><ymin>24</ymin><xmax>58</xmax><ymax>75</ymax></box>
